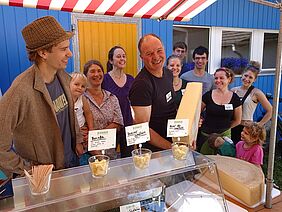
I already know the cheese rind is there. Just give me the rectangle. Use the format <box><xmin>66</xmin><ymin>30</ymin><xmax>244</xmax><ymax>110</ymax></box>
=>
<box><xmin>172</xmin><ymin>82</ymin><xmax>202</xmax><ymax>145</ymax></box>
<box><xmin>207</xmin><ymin>155</ymin><xmax>264</xmax><ymax>207</ymax></box>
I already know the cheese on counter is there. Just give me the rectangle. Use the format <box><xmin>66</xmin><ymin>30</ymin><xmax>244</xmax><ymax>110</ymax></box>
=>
<box><xmin>207</xmin><ymin>155</ymin><xmax>265</xmax><ymax>207</ymax></box>
<box><xmin>172</xmin><ymin>82</ymin><xmax>202</xmax><ymax>145</ymax></box>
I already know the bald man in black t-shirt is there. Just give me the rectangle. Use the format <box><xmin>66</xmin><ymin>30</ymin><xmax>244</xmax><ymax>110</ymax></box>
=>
<box><xmin>129</xmin><ymin>34</ymin><xmax>177</xmax><ymax>152</ymax></box>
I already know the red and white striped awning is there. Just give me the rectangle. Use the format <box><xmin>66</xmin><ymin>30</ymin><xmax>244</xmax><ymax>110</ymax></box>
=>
<box><xmin>0</xmin><ymin>0</ymin><xmax>217</xmax><ymax>21</ymax></box>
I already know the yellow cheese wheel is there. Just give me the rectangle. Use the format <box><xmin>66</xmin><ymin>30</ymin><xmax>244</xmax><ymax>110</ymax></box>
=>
<box><xmin>207</xmin><ymin>155</ymin><xmax>264</xmax><ymax>207</ymax></box>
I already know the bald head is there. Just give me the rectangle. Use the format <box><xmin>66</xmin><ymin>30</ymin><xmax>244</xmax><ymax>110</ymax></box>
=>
<box><xmin>138</xmin><ymin>34</ymin><xmax>165</xmax><ymax>75</ymax></box>
<box><xmin>138</xmin><ymin>34</ymin><xmax>163</xmax><ymax>54</ymax></box>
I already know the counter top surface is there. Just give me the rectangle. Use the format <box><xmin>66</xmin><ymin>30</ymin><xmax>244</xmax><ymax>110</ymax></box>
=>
<box><xmin>0</xmin><ymin>150</ymin><xmax>225</xmax><ymax>211</ymax></box>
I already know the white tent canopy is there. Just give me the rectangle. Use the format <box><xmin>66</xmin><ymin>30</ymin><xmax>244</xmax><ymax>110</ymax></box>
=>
<box><xmin>0</xmin><ymin>0</ymin><xmax>217</xmax><ymax>21</ymax></box>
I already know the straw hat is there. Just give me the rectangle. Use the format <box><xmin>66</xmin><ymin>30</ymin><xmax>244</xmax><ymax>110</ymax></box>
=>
<box><xmin>22</xmin><ymin>16</ymin><xmax>73</xmax><ymax>52</ymax></box>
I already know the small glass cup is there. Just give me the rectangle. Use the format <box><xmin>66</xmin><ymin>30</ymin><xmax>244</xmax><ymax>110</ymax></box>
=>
<box><xmin>132</xmin><ymin>148</ymin><xmax>152</xmax><ymax>169</ymax></box>
<box><xmin>25</xmin><ymin>170</ymin><xmax>52</xmax><ymax>195</ymax></box>
<box><xmin>88</xmin><ymin>155</ymin><xmax>110</xmax><ymax>178</ymax></box>
<box><xmin>172</xmin><ymin>142</ymin><xmax>189</xmax><ymax>160</ymax></box>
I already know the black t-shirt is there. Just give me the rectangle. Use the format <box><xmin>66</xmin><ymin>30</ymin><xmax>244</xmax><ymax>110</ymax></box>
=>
<box><xmin>129</xmin><ymin>67</ymin><xmax>177</xmax><ymax>152</ymax></box>
<box><xmin>201</xmin><ymin>90</ymin><xmax>241</xmax><ymax>134</ymax></box>
<box><xmin>175</xmin><ymin>79</ymin><xmax>188</xmax><ymax>109</ymax></box>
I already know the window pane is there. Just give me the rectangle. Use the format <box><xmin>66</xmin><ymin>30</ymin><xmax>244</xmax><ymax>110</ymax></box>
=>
<box><xmin>262</xmin><ymin>33</ymin><xmax>278</xmax><ymax>69</ymax></box>
<box><xmin>173</xmin><ymin>27</ymin><xmax>209</xmax><ymax>63</ymax></box>
<box><xmin>221</xmin><ymin>31</ymin><xmax>251</xmax><ymax>60</ymax></box>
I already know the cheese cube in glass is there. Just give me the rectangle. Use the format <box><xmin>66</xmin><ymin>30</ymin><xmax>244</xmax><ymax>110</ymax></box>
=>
<box><xmin>172</xmin><ymin>142</ymin><xmax>189</xmax><ymax>160</ymax></box>
<box><xmin>88</xmin><ymin>155</ymin><xmax>110</xmax><ymax>178</ymax></box>
<box><xmin>132</xmin><ymin>148</ymin><xmax>152</xmax><ymax>169</ymax></box>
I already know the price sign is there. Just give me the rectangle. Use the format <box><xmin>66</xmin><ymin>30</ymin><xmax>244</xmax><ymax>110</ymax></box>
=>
<box><xmin>88</xmin><ymin>128</ymin><xmax>116</xmax><ymax>151</ymax></box>
<box><xmin>120</xmin><ymin>202</ymin><xmax>141</xmax><ymax>212</ymax></box>
<box><xmin>167</xmin><ymin>119</ymin><xmax>189</xmax><ymax>137</ymax></box>
<box><xmin>125</xmin><ymin>122</ymin><xmax>150</xmax><ymax>146</ymax></box>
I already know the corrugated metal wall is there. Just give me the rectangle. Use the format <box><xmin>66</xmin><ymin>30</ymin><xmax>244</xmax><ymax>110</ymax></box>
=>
<box><xmin>0</xmin><ymin>6</ymin><xmax>73</xmax><ymax>93</ymax></box>
<box><xmin>142</xmin><ymin>19</ymin><xmax>173</xmax><ymax>59</ymax></box>
<box><xmin>174</xmin><ymin>0</ymin><xmax>279</xmax><ymax>29</ymax></box>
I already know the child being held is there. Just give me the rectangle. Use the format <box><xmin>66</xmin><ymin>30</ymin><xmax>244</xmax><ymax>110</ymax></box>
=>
<box><xmin>236</xmin><ymin>122</ymin><xmax>266</xmax><ymax>167</ymax></box>
<box><xmin>200</xmin><ymin>133</ymin><xmax>236</xmax><ymax>157</ymax></box>
<box><xmin>70</xmin><ymin>72</ymin><xmax>94</xmax><ymax>155</ymax></box>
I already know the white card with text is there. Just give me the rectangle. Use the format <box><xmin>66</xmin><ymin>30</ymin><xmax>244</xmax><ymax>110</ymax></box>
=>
<box><xmin>88</xmin><ymin>128</ymin><xmax>116</xmax><ymax>151</ymax></box>
<box><xmin>125</xmin><ymin>122</ymin><xmax>150</xmax><ymax>146</ymax></box>
<box><xmin>120</xmin><ymin>202</ymin><xmax>141</xmax><ymax>212</ymax></box>
<box><xmin>167</xmin><ymin>119</ymin><xmax>189</xmax><ymax>137</ymax></box>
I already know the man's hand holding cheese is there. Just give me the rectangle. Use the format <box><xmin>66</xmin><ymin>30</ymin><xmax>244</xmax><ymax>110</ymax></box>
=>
<box><xmin>129</xmin><ymin>34</ymin><xmax>177</xmax><ymax>152</ymax></box>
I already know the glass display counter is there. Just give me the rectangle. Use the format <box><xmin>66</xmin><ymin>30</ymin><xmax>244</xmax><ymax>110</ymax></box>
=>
<box><xmin>0</xmin><ymin>150</ymin><xmax>228</xmax><ymax>211</ymax></box>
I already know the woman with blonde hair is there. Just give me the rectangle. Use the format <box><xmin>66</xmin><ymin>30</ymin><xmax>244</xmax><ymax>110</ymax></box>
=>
<box><xmin>231</xmin><ymin>61</ymin><xmax>272</xmax><ymax>144</ymax></box>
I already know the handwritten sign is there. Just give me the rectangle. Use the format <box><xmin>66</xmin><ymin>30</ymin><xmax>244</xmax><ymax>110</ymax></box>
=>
<box><xmin>125</xmin><ymin>122</ymin><xmax>150</xmax><ymax>146</ymax></box>
<box><xmin>167</xmin><ymin>119</ymin><xmax>189</xmax><ymax>137</ymax></box>
<box><xmin>120</xmin><ymin>202</ymin><xmax>141</xmax><ymax>212</ymax></box>
<box><xmin>88</xmin><ymin>129</ymin><xmax>116</xmax><ymax>151</ymax></box>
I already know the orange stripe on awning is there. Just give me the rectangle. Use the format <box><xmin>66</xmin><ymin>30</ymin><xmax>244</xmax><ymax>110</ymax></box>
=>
<box><xmin>174</xmin><ymin>0</ymin><xmax>207</xmax><ymax>21</ymax></box>
<box><xmin>124</xmin><ymin>0</ymin><xmax>150</xmax><ymax>17</ymax></box>
<box><xmin>84</xmin><ymin>0</ymin><xmax>104</xmax><ymax>14</ymax></box>
<box><xmin>36</xmin><ymin>0</ymin><xmax>51</xmax><ymax>10</ymax></box>
<box><xmin>141</xmin><ymin>0</ymin><xmax>171</xmax><ymax>19</ymax></box>
<box><xmin>61</xmin><ymin>0</ymin><xmax>79</xmax><ymax>12</ymax></box>
<box><xmin>105</xmin><ymin>0</ymin><xmax>128</xmax><ymax>16</ymax></box>
<box><xmin>9</xmin><ymin>0</ymin><xmax>22</xmax><ymax>7</ymax></box>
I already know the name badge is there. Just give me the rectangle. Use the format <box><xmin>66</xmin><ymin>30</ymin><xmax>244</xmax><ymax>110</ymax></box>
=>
<box><xmin>224</xmin><ymin>104</ymin><xmax>233</xmax><ymax>110</ymax></box>
<box><xmin>166</xmin><ymin>91</ymin><xmax>172</xmax><ymax>102</ymax></box>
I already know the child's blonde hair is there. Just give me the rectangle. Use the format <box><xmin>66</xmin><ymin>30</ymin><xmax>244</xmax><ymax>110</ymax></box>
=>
<box><xmin>243</xmin><ymin>122</ymin><xmax>266</xmax><ymax>145</ymax></box>
<box><xmin>70</xmin><ymin>72</ymin><xmax>88</xmax><ymax>85</ymax></box>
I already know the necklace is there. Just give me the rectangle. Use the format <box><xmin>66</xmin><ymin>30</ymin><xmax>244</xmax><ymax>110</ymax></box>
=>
<box><xmin>173</xmin><ymin>78</ymin><xmax>181</xmax><ymax>87</ymax></box>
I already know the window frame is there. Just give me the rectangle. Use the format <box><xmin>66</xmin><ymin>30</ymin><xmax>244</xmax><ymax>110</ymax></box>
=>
<box><xmin>210</xmin><ymin>27</ymin><xmax>279</xmax><ymax>75</ymax></box>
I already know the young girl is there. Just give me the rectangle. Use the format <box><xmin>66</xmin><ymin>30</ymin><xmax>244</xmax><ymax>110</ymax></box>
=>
<box><xmin>70</xmin><ymin>72</ymin><xmax>94</xmax><ymax>155</ymax></box>
<box><xmin>236</xmin><ymin>122</ymin><xmax>266</xmax><ymax>167</ymax></box>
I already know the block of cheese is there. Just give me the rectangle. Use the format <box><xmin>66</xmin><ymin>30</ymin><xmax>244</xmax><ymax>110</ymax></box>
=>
<box><xmin>172</xmin><ymin>82</ymin><xmax>202</xmax><ymax>145</ymax></box>
<box><xmin>207</xmin><ymin>155</ymin><xmax>265</xmax><ymax>207</ymax></box>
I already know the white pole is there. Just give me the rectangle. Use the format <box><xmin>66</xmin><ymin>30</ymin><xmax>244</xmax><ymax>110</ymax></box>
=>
<box><xmin>265</xmin><ymin>4</ymin><xmax>282</xmax><ymax>209</ymax></box>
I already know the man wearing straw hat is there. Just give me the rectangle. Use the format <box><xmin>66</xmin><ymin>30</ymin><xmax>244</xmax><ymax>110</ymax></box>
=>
<box><xmin>0</xmin><ymin>16</ymin><xmax>82</xmax><ymax>177</ymax></box>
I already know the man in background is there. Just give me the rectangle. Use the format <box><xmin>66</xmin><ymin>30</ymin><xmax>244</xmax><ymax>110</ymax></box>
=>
<box><xmin>172</xmin><ymin>41</ymin><xmax>191</xmax><ymax>75</ymax></box>
<box><xmin>180</xmin><ymin>46</ymin><xmax>214</xmax><ymax>95</ymax></box>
